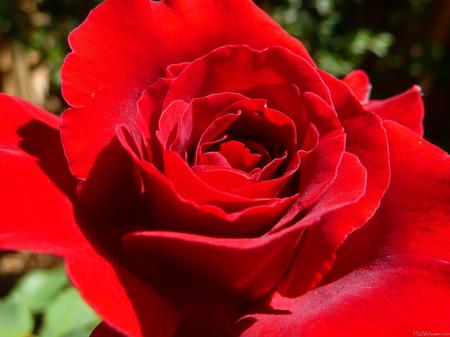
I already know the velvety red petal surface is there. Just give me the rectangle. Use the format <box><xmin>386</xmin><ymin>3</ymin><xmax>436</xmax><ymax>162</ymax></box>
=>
<box><xmin>320</xmin><ymin>71</ymin><xmax>390</xmax><ymax>227</ymax></box>
<box><xmin>343</xmin><ymin>70</ymin><xmax>425</xmax><ymax>137</ymax></box>
<box><xmin>157</xmin><ymin>45</ymin><xmax>341</xmax><ymax>211</ymax></box>
<box><xmin>239</xmin><ymin>122</ymin><xmax>450</xmax><ymax>337</ymax></box>
<box><xmin>66</xmin><ymin>245</ymin><xmax>178</xmax><ymax>337</ymax></box>
<box><xmin>273</xmin><ymin>71</ymin><xmax>388</xmax><ymax>294</ymax></box>
<box><xmin>275</xmin><ymin>92</ymin><xmax>345</xmax><ymax>222</ymax></box>
<box><xmin>366</xmin><ymin>86</ymin><xmax>424</xmax><ymax>136</ymax></box>
<box><xmin>343</xmin><ymin>69</ymin><xmax>371</xmax><ymax>103</ymax></box>
<box><xmin>328</xmin><ymin>121</ymin><xmax>450</xmax><ymax>275</ymax></box>
<box><xmin>0</xmin><ymin>94</ymin><xmax>178</xmax><ymax>337</ymax></box>
<box><xmin>271</xmin><ymin>73</ymin><xmax>390</xmax><ymax>296</ymax></box>
<box><xmin>121</xmin><ymin>149</ymin><xmax>368</xmax><ymax>301</ymax></box>
<box><xmin>0</xmin><ymin>94</ymin><xmax>80</xmax><ymax>254</ymax></box>
<box><xmin>162</xmin><ymin>150</ymin><xmax>275</xmax><ymax>210</ymax></box>
<box><xmin>164</xmin><ymin>46</ymin><xmax>330</xmax><ymax>107</ymax></box>
<box><xmin>61</xmin><ymin>0</ymin><xmax>313</xmax><ymax>179</ymax></box>
<box><xmin>240</xmin><ymin>256</ymin><xmax>450</xmax><ymax>337</ymax></box>
<box><xmin>123</xmin><ymin>217</ymin><xmax>304</xmax><ymax>300</ymax></box>
<box><xmin>277</xmin><ymin>152</ymin><xmax>367</xmax><ymax>296</ymax></box>
<box><xmin>116</xmin><ymin>128</ymin><xmax>297</xmax><ymax>238</ymax></box>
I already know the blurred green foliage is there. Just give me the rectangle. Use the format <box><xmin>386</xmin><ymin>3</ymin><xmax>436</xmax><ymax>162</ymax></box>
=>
<box><xmin>0</xmin><ymin>266</ymin><xmax>99</xmax><ymax>337</ymax></box>
<box><xmin>269</xmin><ymin>0</ymin><xmax>395</xmax><ymax>76</ymax></box>
<box><xmin>265</xmin><ymin>0</ymin><xmax>449</xmax><ymax>85</ymax></box>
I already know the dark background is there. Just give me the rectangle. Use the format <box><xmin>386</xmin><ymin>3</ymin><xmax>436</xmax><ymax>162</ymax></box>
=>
<box><xmin>1</xmin><ymin>0</ymin><xmax>449</xmax><ymax>150</ymax></box>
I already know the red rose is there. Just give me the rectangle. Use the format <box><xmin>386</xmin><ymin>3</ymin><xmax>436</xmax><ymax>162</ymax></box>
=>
<box><xmin>1</xmin><ymin>1</ymin><xmax>449</xmax><ymax>336</ymax></box>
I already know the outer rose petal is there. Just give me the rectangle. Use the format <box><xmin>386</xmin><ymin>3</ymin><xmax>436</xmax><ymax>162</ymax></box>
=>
<box><xmin>343</xmin><ymin>70</ymin><xmax>425</xmax><ymax>136</ymax></box>
<box><xmin>0</xmin><ymin>94</ymin><xmax>178</xmax><ymax>337</ymax></box>
<box><xmin>366</xmin><ymin>86</ymin><xmax>424</xmax><ymax>136</ymax></box>
<box><xmin>240</xmin><ymin>122</ymin><xmax>450</xmax><ymax>337</ymax></box>
<box><xmin>66</xmin><ymin>245</ymin><xmax>178</xmax><ymax>337</ymax></box>
<box><xmin>0</xmin><ymin>94</ymin><xmax>80</xmax><ymax>254</ymax></box>
<box><xmin>239</xmin><ymin>256</ymin><xmax>450</xmax><ymax>337</ymax></box>
<box><xmin>276</xmin><ymin>152</ymin><xmax>368</xmax><ymax>296</ymax></box>
<box><xmin>326</xmin><ymin>121</ymin><xmax>450</xmax><ymax>276</ymax></box>
<box><xmin>61</xmin><ymin>0</ymin><xmax>313</xmax><ymax>179</ymax></box>
<box><xmin>274</xmin><ymin>72</ymin><xmax>390</xmax><ymax>296</ymax></box>
<box><xmin>0</xmin><ymin>94</ymin><xmax>58</xmax><ymax>145</ymax></box>
<box><xmin>343</xmin><ymin>70</ymin><xmax>371</xmax><ymax>103</ymax></box>
<box><xmin>319</xmin><ymin>71</ymin><xmax>390</xmax><ymax>227</ymax></box>
<box><xmin>90</xmin><ymin>323</ymin><xmax>125</xmax><ymax>337</ymax></box>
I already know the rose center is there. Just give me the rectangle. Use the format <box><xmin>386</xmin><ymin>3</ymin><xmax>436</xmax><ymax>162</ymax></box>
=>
<box><xmin>193</xmin><ymin>105</ymin><xmax>291</xmax><ymax>176</ymax></box>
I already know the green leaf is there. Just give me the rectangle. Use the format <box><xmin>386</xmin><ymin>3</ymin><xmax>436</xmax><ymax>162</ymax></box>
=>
<box><xmin>0</xmin><ymin>299</ymin><xmax>34</xmax><ymax>337</ymax></box>
<box><xmin>39</xmin><ymin>288</ymin><xmax>100</xmax><ymax>337</ymax></box>
<box><xmin>60</xmin><ymin>327</ymin><xmax>96</xmax><ymax>337</ymax></box>
<box><xmin>9</xmin><ymin>266</ymin><xmax>68</xmax><ymax>313</ymax></box>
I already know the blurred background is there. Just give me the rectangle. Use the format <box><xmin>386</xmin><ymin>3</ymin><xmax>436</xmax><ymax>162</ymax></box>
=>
<box><xmin>0</xmin><ymin>0</ymin><xmax>449</xmax><ymax>336</ymax></box>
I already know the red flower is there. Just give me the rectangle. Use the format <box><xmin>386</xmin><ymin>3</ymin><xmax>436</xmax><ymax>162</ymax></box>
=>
<box><xmin>1</xmin><ymin>1</ymin><xmax>449</xmax><ymax>336</ymax></box>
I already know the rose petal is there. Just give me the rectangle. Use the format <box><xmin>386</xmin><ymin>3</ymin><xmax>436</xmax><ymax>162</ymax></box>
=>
<box><xmin>272</xmin><ymin>74</ymin><xmax>390</xmax><ymax>295</ymax></box>
<box><xmin>343</xmin><ymin>69</ymin><xmax>371</xmax><ymax>103</ymax></box>
<box><xmin>117</xmin><ymin>128</ymin><xmax>296</xmax><ymax>237</ymax></box>
<box><xmin>219</xmin><ymin>140</ymin><xmax>262</xmax><ymax>172</ymax></box>
<box><xmin>159</xmin><ymin>98</ymin><xmax>299</xmax><ymax>201</ymax></box>
<box><xmin>164</xmin><ymin>45</ymin><xmax>330</xmax><ymax>108</ymax></box>
<box><xmin>196</xmin><ymin>152</ymin><xmax>231</xmax><ymax>167</ymax></box>
<box><xmin>256</xmin><ymin>151</ymin><xmax>289</xmax><ymax>181</ymax></box>
<box><xmin>277</xmin><ymin>151</ymin><xmax>368</xmax><ymax>296</ymax></box>
<box><xmin>143</xmin><ymin>157</ymin><xmax>297</xmax><ymax>237</ymax></box>
<box><xmin>0</xmin><ymin>95</ymin><xmax>79</xmax><ymax>254</ymax></box>
<box><xmin>66</xmin><ymin>245</ymin><xmax>178</xmax><ymax>337</ymax></box>
<box><xmin>366</xmin><ymin>85</ymin><xmax>424</xmax><ymax>136</ymax></box>
<box><xmin>163</xmin><ymin>150</ymin><xmax>276</xmax><ymax>211</ymax></box>
<box><xmin>229</xmin><ymin>151</ymin><xmax>299</xmax><ymax>199</ymax></box>
<box><xmin>193</xmin><ymin>165</ymin><xmax>252</xmax><ymax>192</ymax></box>
<box><xmin>243</xmin><ymin>83</ymin><xmax>306</xmax><ymax>142</ymax></box>
<box><xmin>269</xmin><ymin>93</ymin><xmax>346</xmax><ymax>232</ymax></box>
<box><xmin>156</xmin><ymin>100</ymin><xmax>189</xmax><ymax>149</ymax></box>
<box><xmin>61</xmin><ymin>0</ymin><xmax>312</xmax><ymax>179</ymax></box>
<box><xmin>0</xmin><ymin>95</ymin><xmax>177</xmax><ymax>337</ymax></box>
<box><xmin>165</xmin><ymin>62</ymin><xmax>190</xmax><ymax>79</ymax></box>
<box><xmin>239</xmin><ymin>256</ymin><xmax>450</xmax><ymax>337</ymax></box>
<box><xmin>121</xmin><ymin>150</ymin><xmax>367</xmax><ymax>301</ymax></box>
<box><xmin>167</xmin><ymin>93</ymin><xmax>247</xmax><ymax>156</ymax></box>
<box><xmin>243</xmin><ymin>121</ymin><xmax>450</xmax><ymax>337</ymax></box>
<box><xmin>326</xmin><ymin>121</ymin><xmax>450</xmax><ymax>278</ymax></box>
<box><xmin>320</xmin><ymin>70</ymin><xmax>390</xmax><ymax>227</ymax></box>
<box><xmin>0</xmin><ymin>94</ymin><xmax>58</xmax><ymax>144</ymax></box>
<box><xmin>75</xmin><ymin>133</ymin><xmax>146</xmax><ymax>252</ymax></box>
<box><xmin>195</xmin><ymin>115</ymin><xmax>239</xmax><ymax>164</ymax></box>
<box><xmin>123</xmin><ymin>227</ymin><xmax>304</xmax><ymax>301</ymax></box>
